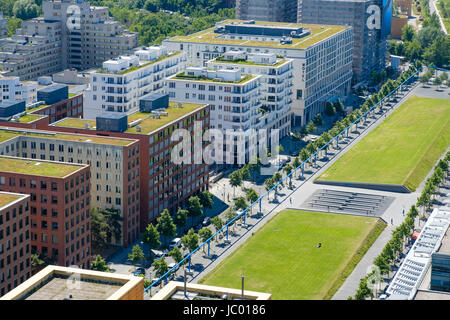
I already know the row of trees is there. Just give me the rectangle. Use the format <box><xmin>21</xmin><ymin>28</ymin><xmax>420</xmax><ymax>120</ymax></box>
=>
<box><xmin>289</xmin><ymin>65</ymin><xmax>419</xmax><ymax>177</ymax></box>
<box><xmin>353</xmin><ymin>152</ymin><xmax>450</xmax><ymax>300</ymax></box>
<box><xmin>419</xmin><ymin>68</ymin><xmax>449</xmax><ymax>87</ymax></box>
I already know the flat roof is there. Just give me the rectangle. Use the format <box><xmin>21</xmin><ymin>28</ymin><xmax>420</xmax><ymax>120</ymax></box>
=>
<box><xmin>170</xmin><ymin>72</ymin><xmax>258</xmax><ymax>84</ymax></box>
<box><xmin>95</xmin><ymin>52</ymin><xmax>183</xmax><ymax>75</ymax></box>
<box><xmin>15</xmin><ymin>114</ymin><xmax>45</xmax><ymax>123</ymax></box>
<box><xmin>0</xmin><ymin>192</ymin><xmax>27</xmax><ymax>209</ymax></box>
<box><xmin>52</xmin><ymin>102</ymin><xmax>207</xmax><ymax>135</ymax></box>
<box><xmin>415</xmin><ymin>290</ymin><xmax>450</xmax><ymax>300</ymax></box>
<box><xmin>167</xmin><ymin>20</ymin><xmax>348</xmax><ymax>50</ymax></box>
<box><xmin>210</xmin><ymin>57</ymin><xmax>291</xmax><ymax>67</ymax></box>
<box><xmin>0</xmin><ymin>265</ymin><xmax>144</xmax><ymax>300</ymax></box>
<box><xmin>0</xmin><ymin>127</ymin><xmax>137</xmax><ymax>146</ymax></box>
<box><xmin>0</xmin><ymin>156</ymin><xmax>86</xmax><ymax>178</ymax></box>
<box><xmin>437</xmin><ymin>227</ymin><xmax>450</xmax><ymax>254</ymax></box>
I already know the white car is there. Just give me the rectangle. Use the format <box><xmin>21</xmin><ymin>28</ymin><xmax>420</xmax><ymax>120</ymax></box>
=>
<box><xmin>169</xmin><ymin>238</ymin><xmax>181</xmax><ymax>249</ymax></box>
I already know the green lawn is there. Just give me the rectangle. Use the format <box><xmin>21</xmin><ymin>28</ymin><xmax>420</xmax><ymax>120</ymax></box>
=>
<box><xmin>318</xmin><ymin>96</ymin><xmax>450</xmax><ymax>191</ymax></box>
<box><xmin>199</xmin><ymin>210</ymin><xmax>385</xmax><ymax>300</ymax></box>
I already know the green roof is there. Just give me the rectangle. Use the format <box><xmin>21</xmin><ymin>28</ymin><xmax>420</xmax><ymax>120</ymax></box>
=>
<box><xmin>171</xmin><ymin>72</ymin><xmax>257</xmax><ymax>84</ymax></box>
<box><xmin>0</xmin><ymin>127</ymin><xmax>136</xmax><ymax>146</ymax></box>
<box><xmin>167</xmin><ymin>20</ymin><xmax>348</xmax><ymax>50</ymax></box>
<box><xmin>16</xmin><ymin>114</ymin><xmax>45</xmax><ymax>123</ymax></box>
<box><xmin>51</xmin><ymin>102</ymin><xmax>207</xmax><ymax>135</ymax></box>
<box><xmin>0</xmin><ymin>157</ymin><xmax>85</xmax><ymax>178</ymax></box>
<box><xmin>210</xmin><ymin>57</ymin><xmax>290</xmax><ymax>67</ymax></box>
<box><xmin>0</xmin><ymin>193</ymin><xmax>25</xmax><ymax>209</ymax></box>
<box><xmin>126</xmin><ymin>102</ymin><xmax>207</xmax><ymax>134</ymax></box>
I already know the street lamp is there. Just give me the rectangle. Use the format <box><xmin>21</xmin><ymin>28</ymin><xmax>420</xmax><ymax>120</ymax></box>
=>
<box><xmin>241</xmin><ymin>275</ymin><xmax>245</xmax><ymax>299</ymax></box>
<box><xmin>184</xmin><ymin>267</ymin><xmax>194</xmax><ymax>299</ymax></box>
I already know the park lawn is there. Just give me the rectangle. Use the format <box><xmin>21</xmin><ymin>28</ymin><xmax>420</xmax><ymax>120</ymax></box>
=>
<box><xmin>199</xmin><ymin>210</ymin><xmax>385</xmax><ymax>300</ymax></box>
<box><xmin>318</xmin><ymin>96</ymin><xmax>450</xmax><ymax>191</ymax></box>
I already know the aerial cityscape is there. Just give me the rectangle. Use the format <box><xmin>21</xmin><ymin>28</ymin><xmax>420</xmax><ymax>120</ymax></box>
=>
<box><xmin>0</xmin><ymin>0</ymin><xmax>449</xmax><ymax>306</ymax></box>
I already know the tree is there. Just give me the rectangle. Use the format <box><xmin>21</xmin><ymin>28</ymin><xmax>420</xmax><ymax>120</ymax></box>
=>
<box><xmin>187</xmin><ymin>196</ymin><xmax>203</xmax><ymax>227</ymax></box>
<box><xmin>240</xmin><ymin>166</ymin><xmax>251</xmax><ymax>182</ymax></box>
<box><xmin>306</xmin><ymin>121</ymin><xmax>317</xmax><ymax>134</ymax></box>
<box><xmin>401</xmin><ymin>24</ymin><xmax>415</xmax><ymax>42</ymax></box>
<box><xmin>224</xmin><ymin>208</ymin><xmax>237</xmax><ymax>222</ymax></box>
<box><xmin>6</xmin><ymin>17</ymin><xmax>22</xmax><ymax>37</ymax></box>
<box><xmin>144</xmin><ymin>0</ymin><xmax>160</xmax><ymax>12</ymax></box>
<box><xmin>210</xmin><ymin>216</ymin><xmax>224</xmax><ymax>238</ymax></box>
<box><xmin>433</xmin><ymin>76</ymin><xmax>442</xmax><ymax>86</ymax></box>
<box><xmin>312</xmin><ymin>113</ymin><xmax>323</xmax><ymax>126</ymax></box>
<box><xmin>235</xmin><ymin>196</ymin><xmax>248</xmax><ymax>211</ymax></box>
<box><xmin>174</xmin><ymin>207</ymin><xmax>188</xmax><ymax>233</ymax></box>
<box><xmin>246</xmin><ymin>188</ymin><xmax>259</xmax><ymax>205</ymax></box>
<box><xmin>128</xmin><ymin>245</ymin><xmax>145</xmax><ymax>264</ymax></box>
<box><xmin>299</xmin><ymin>149</ymin><xmax>309</xmax><ymax>162</ymax></box>
<box><xmin>423</xmin><ymin>36</ymin><xmax>450</xmax><ymax>67</ymax></box>
<box><xmin>199</xmin><ymin>227</ymin><xmax>213</xmax><ymax>243</ymax></box>
<box><xmin>168</xmin><ymin>246</ymin><xmax>183</xmax><ymax>264</ymax></box>
<box><xmin>143</xmin><ymin>223</ymin><xmax>161</xmax><ymax>253</ymax></box>
<box><xmin>264</xmin><ymin>177</ymin><xmax>274</xmax><ymax>192</ymax></box>
<box><xmin>293</xmin><ymin>156</ymin><xmax>301</xmax><ymax>169</ymax></box>
<box><xmin>325</xmin><ymin>102</ymin><xmax>336</xmax><ymax>116</ymax></box>
<box><xmin>156</xmin><ymin>209</ymin><xmax>177</xmax><ymax>247</ymax></box>
<box><xmin>198</xmin><ymin>190</ymin><xmax>214</xmax><ymax>209</ymax></box>
<box><xmin>31</xmin><ymin>253</ymin><xmax>44</xmax><ymax>267</ymax></box>
<box><xmin>416</xmin><ymin>26</ymin><xmax>444</xmax><ymax>49</ymax></box>
<box><xmin>229</xmin><ymin>170</ymin><xmax>242</xmax><ymax>198</ymax></box>
<box><xmin>104</xmin><ymin>208</ymin><xmax>123</xmax><ymax>245</ymax></box>
<box><xmin>13</xmin><ymin>0</ymin><xmax>39</xmax><ymax>20</ymax></box>
<box><xmin>91</xmin><ymin>255</ymin><xmax>110</xmax><ymax>272</ymax></box>
<box><xmin>181</xmin><ymin>228</ymin><xmax>199</xmax><ymax>253</ymax></box>
<box><xmin>152</xmin><ymin>258</ymin><xmax>169</xmax><ymax>278</ymax></box>
<box><xmin>91</xmin><ymin>208</ymin><xmax>109</xmax><ymax>249</ymax></box>
<box><xmin>283</xmin><ymin>164</ymin><xmax>293</xmax><ymax>176</ymax></box>
<box><xmin>335</xmin><ymin>100</ymin><xmax>345</xmax><ymax>113</ymax></box>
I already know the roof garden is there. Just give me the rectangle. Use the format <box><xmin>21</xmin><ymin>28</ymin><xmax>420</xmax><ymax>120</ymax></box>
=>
<box><xmin>53</xmin><ymin>118</ymin><xmax>96</xmax><ymax>129</ymax></box>
<box><xmin>0</xmin><ymin>127</ymin><xmax>136</xmax><ymax>146</ymax></box>
<box><xmin>0</xmin><ymin>157</ymin><xmax>85</xmax><ymax>178</ymax></box>
<box><xmin>0</xmin><ymin>192</ymin><xmax>26</xmax><ymax>209</ymax></box>
<box><xmin>171</xmin><ymin>72</ymin><xmax>257</xmax><ymax>84</ymax></box>
<box><xmin>16</xmin><ymin>114</ymin><xmax>45</xmax><ymax>123</ymax></box>
<box><xmin>210</xmin><ymin>56</ymin><xmax>290</xmax><ymax>67</ymax></box>
<box><xmin>168</xmin><ymin>20</ymin><xmax>347</xmax><ymax>50</ymax></box>
<box><xmin>95</xmin><ymin>51</ymin><xmax>183</xmax><ymax>75</ymax></box>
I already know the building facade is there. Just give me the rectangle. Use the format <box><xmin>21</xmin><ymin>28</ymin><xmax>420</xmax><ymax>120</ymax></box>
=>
<box><xmin>0</xmin><ymin>192</ymin><xmax>31</xmax><ymax>297</ymax></box>
<box><xmin>236</xmin><ymin>0</ymin><xmax>298</xmax><ymax>22</ymax></box>
<box><xmin>42</xmin><ymin>0</ymin><xmax>138</xmax><ymax>71</ymax></box>
<box><xmin>297</xmin><ymin>0</ymin><xmax>389</xmax><ymax>84</ymax></box>
<box><xmin>163</xmin><ymin>20</ymin><xmax>353</xmax><ymax>126</ymax></box>
<box><xmin>207</xmin><ymin>51</ymin><xmax>293</xmax><ymax>140</ymax></box>
<box><xmin>84</xmin><ymin>46</ymin><xmax>186</xmax><ymax>119</ymax></box>
<box><xmin>0</xmin><ymin>156</ymin><xmax>90</xmax><ymax>268</ymax></box>
<box><xmin>0</xmin><ymin>128</ymin><xmax>141</xmax><ymax>247</ymax></box>
<box><xmin>0</xmin><ymin>77</ymin><xmax>37</xmax><ymax>105</ymax></box>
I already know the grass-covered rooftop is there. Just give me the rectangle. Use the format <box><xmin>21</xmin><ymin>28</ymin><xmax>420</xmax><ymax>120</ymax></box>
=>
<box><xmin>0</xmin><ymin>157</ymin><xmax>85</xmax><ymax>178</ymax></box>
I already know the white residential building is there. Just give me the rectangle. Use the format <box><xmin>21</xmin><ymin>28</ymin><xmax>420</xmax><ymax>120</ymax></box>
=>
<box><xmin>0</xmin><ymin>76</ymin><xmax>37</xmax><ymax>105</ymax></box>
<box><xmin>166</xmin><ymin>67</ymin><xmax>263</xmax><ymax>164</ymax></box>
<box><xmin>83</xmin><ymin>46</ymin><xmax>186</xmax><ymax>119</ymax></box>
<box><xmin>207</xmin><ymin>51</ymin><xmax>293</xmax><ymax>139</ymax></box>
<box><xmin>163</xmin><ymin>20</ymin><xmax>353</xmax><ymax>126</ymax></box>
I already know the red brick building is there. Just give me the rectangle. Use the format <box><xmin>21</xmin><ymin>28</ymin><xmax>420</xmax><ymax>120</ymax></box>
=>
<box><xmin>0</xmin><ymin>156</ymin><xmax>91</xmax><ymax>268</ymax></box>
<box><xmin>0</xmin><ymin>191</ymin><xmax>31</xmax><ymax>297</ymax></box>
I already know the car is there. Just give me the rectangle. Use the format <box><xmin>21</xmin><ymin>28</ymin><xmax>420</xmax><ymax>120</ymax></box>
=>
<box><xmin>133</xmin><ymin>267</ymin><xmax>145</xmax><ymax>277</ymax></box>
<box><xmin>169</xmin><ymin>237</ymin><xmax>182</xmax><ymax>250</ymax></box>
<box><xmin>202</xmin><ymin>216</ymin><xmax>211</xmax><ymax>227</ymax></box>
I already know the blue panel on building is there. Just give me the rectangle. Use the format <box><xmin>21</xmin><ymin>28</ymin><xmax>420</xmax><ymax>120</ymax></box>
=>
<box><xmin>96</xmin><ymin>112</ymin><xmax>128</xmax><ymax>132</ymax></box>
<box><xmin>139</xmin><ymin>93</ymin><xmax>169</xmax><ymax>113</ymax></box>
<box><xmin>37</xmin><ymin>84</ymin><xmax>69</xmax><ymax>105</ymax></box>
<box><xmin>0</xmin><ymin>100</ymin><xmax>26</xmax><ymax>117</ymax></box>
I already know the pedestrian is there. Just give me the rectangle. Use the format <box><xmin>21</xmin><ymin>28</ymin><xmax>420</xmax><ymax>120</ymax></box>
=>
<box><xmin>391</xmin><ymin>218</ymin><xmax>393</xmax><ymax>225</ymax></box>
<box><xmin>290</xmin><ymin>197</ymin><xmax>292</xmax><ymax>204</ymax></box>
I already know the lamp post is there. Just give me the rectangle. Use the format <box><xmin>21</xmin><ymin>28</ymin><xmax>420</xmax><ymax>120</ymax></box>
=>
<box><xmin>241</xmin><ymin>275</ymin><xmax>245</xmax><ymax>299</ymax></box>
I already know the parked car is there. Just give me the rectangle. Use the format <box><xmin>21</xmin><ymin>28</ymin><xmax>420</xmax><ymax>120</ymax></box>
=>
<box><xmin>169</xmin><ymin>237</ymin><xmax>181</xmax><ymax>250</ymax></box>
<box><xmin>202</xmin><ymin>216</ymin><xmax>211</xmax><ymax>227</ymax></box>
<box><xmin>133</xmin><ymin>267</ymin><xmax>145</xmax><ymax>277</ymax></box>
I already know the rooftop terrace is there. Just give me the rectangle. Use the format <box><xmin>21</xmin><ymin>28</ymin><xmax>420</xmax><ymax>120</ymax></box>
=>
<box><xmin>0</xmin><ymin>156</ymin><xmax>85</xmax><ymax>178</ymax></box>
<box><xmin>167</xmin><ymin>20</ymin><xmax>347</xmax><ymax>50</ymax></box>
<box><xmin>0</xmin><ymin>127</ymin><xmax>136</xmax><ymax>146</ymax></box>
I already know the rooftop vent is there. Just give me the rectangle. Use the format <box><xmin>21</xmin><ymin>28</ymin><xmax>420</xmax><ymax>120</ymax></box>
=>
<box><xmin>136</xmin><ymin>125</ymin><xmax>141</xmax><ymax>132</ymax></box>
<box><xmin>85</xmin><ymin>122</ymin><xmax>90</xmax><ymax>129</ymax></box>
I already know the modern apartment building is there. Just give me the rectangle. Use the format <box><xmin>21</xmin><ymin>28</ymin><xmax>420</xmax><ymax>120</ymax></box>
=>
<box><xmin>236</xmin><ymin>0</ymin><xmax>298</xmax><ymax>22</ymax></box>
<box><xmin>0</xmin><ymin>13</ymin><xmax>7</xmax><ymax>39</ymax></box>
<box><xmin>166</xmin><ymin>67</ymin><xmax>263</xmax><ymax>164</ymax></box>
<box><xmin>430</xmin><ymin>227</ymin><xmax>450</xmax><ymax>293</ymax></box>
<box><xmin>0</xmin><ymin>156</ymin><xmax>91</xmax><ymax>268</ymax></box>
<box><xmin>163</xmin><ymin>20</ymin><xmax>353</xmax><ymax>126</ymax></box>
<box><xmin>297</xmin><ymin>0</ymin><xmax>389</xmax><ymax>84</ymax></box>
<box><xmin>0</xmin><ymin>18</ymin><xmax>63</xmax><ymax>81</ymax></box>
<box><xmin>207</xmin><ymin>51</ymin><xmax>293</xmax><ymax>139</ymax></box>
<box><xmin>0</xmin><ymin>191</ymin><xmax>31</xmax><ymax>297</ymax></box>
<box><xmin>0</xmin><ymin>77</ymin><xmax>37</xmax><ymax>105</ymax></box>
<box><xmin>0</xmin><ymin>127</ymin><xmax>140</xmax><ymax>247</ymax></box>
<box><xmin>83</xmin><ymin>46</ymin><xmax>186</xmax><ymax>119</ymax></box>
<box><xmin>49</xmin><ymin>99</ymin><xmax>210</xmax><ymax>230</ymax></box>
<box><xmin>42</xmin><ymin>0</ymin><xmax>138</xmax><ymax>71</ymax></box>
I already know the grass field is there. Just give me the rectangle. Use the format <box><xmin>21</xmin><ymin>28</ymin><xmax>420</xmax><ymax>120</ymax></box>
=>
<box><xmin>318</xmin><ymin>96</ymin><xmax>450</xmax><ymax>191</ymax></box>
<box><xmin>199</xmin><ymin>210</ymin><xmax>386</xmax><ymax>300</ymax></box>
